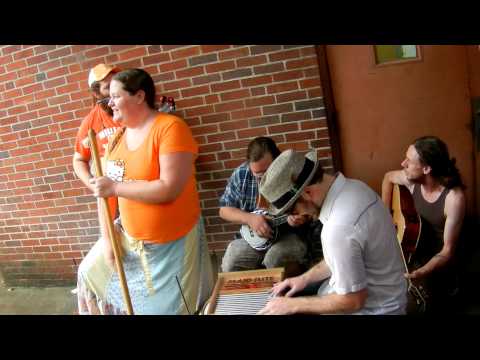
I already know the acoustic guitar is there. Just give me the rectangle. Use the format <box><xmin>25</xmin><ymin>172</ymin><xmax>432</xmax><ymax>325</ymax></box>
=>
<box><xmin>392</xmin><ymin>184</ymin><xmax>422</xmax><ymax>264</ymax></box>
<box><xmin>391</xmin><ymin>184</ymin><xmax>428</xmax><ymax>313</ymax></box>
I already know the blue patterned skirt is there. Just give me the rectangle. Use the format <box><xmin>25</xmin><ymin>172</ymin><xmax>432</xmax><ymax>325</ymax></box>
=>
<box><xmin>77</xmin><ymin>217</ymin><xmax>214</xmax><ymax>315</ymax></box>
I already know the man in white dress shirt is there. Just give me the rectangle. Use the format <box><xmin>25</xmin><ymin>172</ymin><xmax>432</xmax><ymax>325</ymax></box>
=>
<box><xmin>258</xmin><ymin>150</ymin><xmax>407</xmax><ymax>315</ymax></box>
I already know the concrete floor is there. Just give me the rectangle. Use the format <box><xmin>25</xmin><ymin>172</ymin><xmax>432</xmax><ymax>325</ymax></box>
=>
<box><xmin>0</xmin><ymin>285</ymin><xmax>77</xmax><ymax>315</ymax></box>
<box><xmin>0</xmin><ymin>264</ymin><xmax>76</xmax><ymax>315</ymax></box>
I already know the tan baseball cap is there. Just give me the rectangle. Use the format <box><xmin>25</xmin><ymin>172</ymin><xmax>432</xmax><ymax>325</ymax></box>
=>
<box><xmin>88</xmin><ymin>64</ymin><xmax>120</xmax><ymax>87</ymax></box>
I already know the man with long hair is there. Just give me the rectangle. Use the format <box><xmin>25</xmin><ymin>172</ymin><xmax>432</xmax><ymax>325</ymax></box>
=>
<box><xmin>382</xmin><ymin>136</ymin><xmax>466</xmax><ymax>312</ymax></box>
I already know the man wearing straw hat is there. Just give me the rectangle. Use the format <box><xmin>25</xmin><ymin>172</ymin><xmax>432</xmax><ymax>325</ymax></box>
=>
<box><xmin>257</xmin><ymin>149</ymin><xmax>408</xmax><ymax>315</ymax></box>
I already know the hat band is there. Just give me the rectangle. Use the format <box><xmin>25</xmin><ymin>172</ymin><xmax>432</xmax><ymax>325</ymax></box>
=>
<box><xmin>272</xmin><ymin>158</ymin><xmax>314</xmax><ymax>210</ymax></box>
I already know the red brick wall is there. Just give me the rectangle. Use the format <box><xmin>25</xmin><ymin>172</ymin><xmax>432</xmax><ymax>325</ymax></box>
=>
<box><xmin>0</xmin><ymin>45</ymin><xmax>332</xmax><ymax>286</ymax></box>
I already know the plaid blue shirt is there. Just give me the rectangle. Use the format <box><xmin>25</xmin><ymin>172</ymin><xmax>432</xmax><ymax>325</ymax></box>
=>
<box><xmin>219</xmin><ymin>162</ymin><xmax>259</xmax><ymax>212</ymax></box>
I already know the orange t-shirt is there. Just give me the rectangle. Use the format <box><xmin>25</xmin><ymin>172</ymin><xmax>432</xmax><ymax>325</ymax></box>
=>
<box><xmin>74</xmin><ymin>104</ymin><xmax>120</xmax><ymax>160</ymax></box>
<box><xmin>106</xmin><ymin>113</ymin><xmax>200</xmax><ymax>243</ymax></box>
<box><xmin>74</xmin><ymin>104</ymin><xmax>120</xmax><ymax>219</ymax></box>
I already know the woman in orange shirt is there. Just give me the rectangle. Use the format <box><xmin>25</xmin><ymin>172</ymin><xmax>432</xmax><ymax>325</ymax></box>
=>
<box><xmin>77</xmin><ymin>69</ymin><xmax>213</xmax><ymax>314</ymax></box>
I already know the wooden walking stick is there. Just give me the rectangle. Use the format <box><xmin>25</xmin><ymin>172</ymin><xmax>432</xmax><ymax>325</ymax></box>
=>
<box><xmin>88</xmin><ymin>129</ymin><xmax>134</xmax><ymax>315</ymax></box>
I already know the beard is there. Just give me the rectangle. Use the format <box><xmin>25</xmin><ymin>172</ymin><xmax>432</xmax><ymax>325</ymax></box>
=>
<box><xmin>99</xmin><ymin>99</ymin><xmax>113</xmax><ymax>116</ymax></box>
<box><xmin>404</xmin><ymin>169</ymin><xmax>424</xmax><ymax>184</ymax></box>
<box><xmin>309</xmin><ymin>208</ymin><xmax>320</xmax><ymax>221</ymax></box>
<box><xmin>293</xmin><ymin>198</ymin><xmax>320</xmax><ymax>221</ymax></box>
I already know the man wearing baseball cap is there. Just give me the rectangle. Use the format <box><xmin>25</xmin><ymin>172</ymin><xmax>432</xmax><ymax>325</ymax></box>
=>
<box><xmin>257</xmin><ymin>149</ymin><xmax>408</xmax><ymax>315</ymax></box>
<box><xmin>73</xmin><ymin>63</ymin><xmax>121</xmax><ymax>203</ymax></box>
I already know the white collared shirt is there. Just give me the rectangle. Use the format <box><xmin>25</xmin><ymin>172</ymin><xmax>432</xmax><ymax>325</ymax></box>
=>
<box><xmin>317</xmin><ymin>173</ymin><xmax>408</xmax><ymax>315</ymax></box>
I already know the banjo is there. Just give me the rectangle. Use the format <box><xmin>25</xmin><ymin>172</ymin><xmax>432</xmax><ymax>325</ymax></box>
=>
<box><xmin>240</xmin><ymin>209</ymin><xmax>290</xmax><ymax>251</ymax></box>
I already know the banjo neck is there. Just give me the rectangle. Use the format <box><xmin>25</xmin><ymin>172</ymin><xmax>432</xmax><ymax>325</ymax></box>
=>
<box><xmin>267</xmin><ymin>214</ymin><xmax>289</xmax><ymax>228</ymax></box>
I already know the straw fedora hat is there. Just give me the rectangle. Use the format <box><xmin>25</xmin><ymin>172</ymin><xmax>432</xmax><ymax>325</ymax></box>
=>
<box><xmin>260</xmin><ymin>149</ymin><xmax>318</xmax><ymax>215</ymax></box>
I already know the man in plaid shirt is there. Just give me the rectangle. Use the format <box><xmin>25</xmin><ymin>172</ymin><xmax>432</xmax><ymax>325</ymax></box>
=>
<box><xmin>219</xmin><ymin>137</ymin><xmax>309</xmax><ymax>277</ymax></box>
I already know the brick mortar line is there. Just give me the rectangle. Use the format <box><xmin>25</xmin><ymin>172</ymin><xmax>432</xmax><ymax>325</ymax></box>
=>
<box><xmin>0</xmin><ymin>146</ymin><xmax>73</xmax><ymax>160</ymax></box>
<box><xmin>1</xmin><ymin>222</ymin><xmax>99</xmax><ymax>234</ymax></box>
